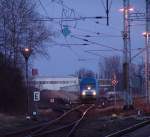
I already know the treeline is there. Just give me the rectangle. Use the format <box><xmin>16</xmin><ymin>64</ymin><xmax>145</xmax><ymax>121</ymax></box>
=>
<box><xmin>0</xmin><ymin>53</ymin><xmax>26</xmax><ymax>114</ymax></box>
<box><xmin>0</xmin><ymin>0</ymin><xmax>52</xmax><ymax>114</ymax></box>
<box><xmin>0</xmin><ymin>0</ymin><xmax>51</xmax><ymax>65</ymax></box>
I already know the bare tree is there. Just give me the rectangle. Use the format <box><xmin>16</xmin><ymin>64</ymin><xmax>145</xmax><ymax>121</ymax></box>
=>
<box><xmin>75</xmin><ymin>68</ymin><xmax>96</xmax><ymax>78</ymax></box>
<box><xmin>0</xmin><ymin>0</ymin><xmax>52</xmax><ymax>66</ymax></box>
<box><xmin>0</xmin><ymin>0</ymin><xmax>53</xmax><ymax>114</ymax></box>
<box><xmin>99</xmin><ymin>55</ymin><xmax>122</xmax><ymax>79</ymax></box>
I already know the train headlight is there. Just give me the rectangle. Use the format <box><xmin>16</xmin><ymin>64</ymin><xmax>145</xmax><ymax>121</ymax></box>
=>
<box><xmin>82</xmin><ymin>91</ymin><xmax>86</xmax><ymax>96</ymax></box>
<box><xmin>93</xmin><ymin>91</ymin><xmax>96</xmax><ymax>96</ymax></box>
<box><xmin>87</xmin><ymin>86</ymin><xmax>91</xmax><ymax>90</ymax></box>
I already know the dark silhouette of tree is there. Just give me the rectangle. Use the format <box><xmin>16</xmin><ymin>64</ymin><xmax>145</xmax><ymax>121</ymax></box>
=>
<box><xmin>0</xmin><ymin>53</ymin><xmax>27</xmax><ymax>114</ymax></box>
<box><xmin>99</xmin><ymin>56</ymin><xmax>122</xmax><ymax>79</ymax></box>
<box><xmin>98</xmin><ymin>55</ymin><xmax>123</xmax><ymax>90</ymax></box>
<box><xmin>75</xmin><ymin>68</ymin><xmax>96</xmax><ymax>79</ymax></box>
<box><xmin>0</xmin><ymin>0</ymin><xmax>52</xmax><ymax>67</ymax></box>
<box><xmin>0</xmin><ymin>0</ymin><xmax>53</xmax><ymax>115</ymax></box>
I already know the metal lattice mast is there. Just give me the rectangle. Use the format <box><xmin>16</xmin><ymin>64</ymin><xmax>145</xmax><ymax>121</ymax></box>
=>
<box><xmin>122</xmin><ymin>0</ymin><xmax>132</xmax><ymax>106</ymax></box>
<box><xmin>145</xmin><ymin>0</ymin><xmax>150</xmax><ymax>103</ymax></box>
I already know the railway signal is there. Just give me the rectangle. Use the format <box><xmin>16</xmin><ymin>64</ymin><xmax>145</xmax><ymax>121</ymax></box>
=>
<box><xmin>112</xmin><ymin>74</ymin><xmax>118</xmax><ymax>106</ymax></box>
<box><xmin>111</xmin><ymin>73</ymin><xmax>118</xmax><ymax>87</ymax></box>
<box><xmin>111</xmin><ymin>79</ymin><xmax>118</xmax><ymax>87</ymax></box>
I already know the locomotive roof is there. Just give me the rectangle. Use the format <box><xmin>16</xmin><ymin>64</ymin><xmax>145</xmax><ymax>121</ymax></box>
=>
<box><xmin>80</xmin><ymin>77</ymin><xmax>96</xmax><ymax>84</ymax></box>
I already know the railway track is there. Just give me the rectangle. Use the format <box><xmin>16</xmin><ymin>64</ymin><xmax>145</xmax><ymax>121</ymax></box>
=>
<box><xmin>105</xmin><ymin>119</ymin><xmax>150</xmax><ymax>137</ymax></box>
<box><xmin>1</xmin><ymin>104</ymin><xmax>94</xmax><ymax>137</ymax></box>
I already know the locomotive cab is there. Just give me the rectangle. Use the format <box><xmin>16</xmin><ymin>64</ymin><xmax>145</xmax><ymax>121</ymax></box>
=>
<box><xmin>79</xmin><ymin>77</ymin><xmax>98</xmax><ymax>101</ymax></box>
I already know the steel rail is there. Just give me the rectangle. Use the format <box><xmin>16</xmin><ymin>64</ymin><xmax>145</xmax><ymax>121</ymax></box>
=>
<box><xmin>105</xmin><ymin>119</ymin><xmax>150</xmax><ymax>137</ymax></box>
<box><xmin>30</xmin><ymin>104</ymin><xmax>84</xmax><ymax>135</ymax></box>
<box><xmin>32</xmin><ymin>121</ymin><xmax>76</xmax><ymax>137</ymax></box>
<box><xmin>31</xmin><ymin>104</ymin><xmax>94</xmax><ymax>137</ymax></box>
<box><xmin>1</xmin><ymin>104</ymin><xmax>84</xmax><ymax>137</ymax></box>
<box><xmin>66</xmin><ymin>104</ymin><xmax>94</xmax><ymax>137</ymax></box>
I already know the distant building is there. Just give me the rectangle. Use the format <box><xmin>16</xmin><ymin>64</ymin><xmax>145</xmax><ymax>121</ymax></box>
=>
<box><xmin>32</xmin><ymin>76</ymin><xmax>79</xmax><ymax>91</ymax></box>
<box><xmin>32</xmin><ymin>75</ymin><xmax>112</xmax><ymax>93</ymax></box>
<box><xmin>60</xmin><ymin>85</ymin><xmax>79</xmax><ymax>92</ymax></box>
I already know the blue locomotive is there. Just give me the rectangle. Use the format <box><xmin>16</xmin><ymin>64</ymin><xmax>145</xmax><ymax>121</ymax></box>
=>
<box><xmin>79</xmin><ymin>77</ymin><xmax>98</xmax><ymax>101</ymax></box>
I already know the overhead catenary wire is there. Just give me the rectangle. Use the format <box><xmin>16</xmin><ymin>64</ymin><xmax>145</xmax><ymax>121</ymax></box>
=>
<box><xmin>36</xmin><ymin>0</ymin><xmax>146</xmax><ymax>68</ymax></box>
<box><xmin>39</xmin><ymin>0</ymin><xmax>104</xmax><ymax>21</ymax></box>
<box><xmin>72</xmin><ymin>33</ymin><xmax>122</xmax><ymax>38</ymax></box>
<box><xmin>100</xmin><ymin>0</ymin><xmax>112</xmax><ymax>11</ymax></box>
<box><xmin>64</xmin><ymin>38</ymin><xmax>82</xmax><ymax>59</ymax></box>
<box><xmin>71</xmin><ymin>35</ymin><xmax>123</xmax><ymax>52</ymax></box>
<box><xmin>38</xmin><ymin>0</ymin><xmax>145</xmax><ymax>62</ymax></box>
<box><xmin>50</xmin><ymin>0</ymin><xmax>107</xmax><ymax>20</ymax></box>
<box><xmin>34</xmin><ymin>0</ymin><xmax>122</xmax><ymax>38</ymax></box>
<box><xmin>31</xmin><ymin>16</ymin><xmax>107</xmax><ymax>22</ymax></box>
<box><xmin>35</xmin><ymin>16</ymin><xmax>122</xmax><ymax>52</ymax></box>
<box><xmin>131</xmin><ymin>47</ymin><xmax>145</xmax><ymax>61</ymax></box>
<box><xmin>84</xmin><ymin>50</ymin><xmax>106</xmax><ymax>58</ymax></box>
<box><xmin>37</xmin><ymin>0</ymin><xmax>121</xmax><ymax>32</ymax></box>
<box><xmin>96</xmin><ymin>21</ymin><xmax>122</xmax><ymax>32</ymax></box>
<box><xmin>36</xmin><ymin>2</ymin><xmax>122</xmax><ymax>63</ymax></box>
<box><xmin>84</xmin><ymin>48</ymin><xmax>144</xmax><ymax>58</ymax></box>
<box><xmin>36</xmin><ymin>0</ymin><xmax>112</xmax><ymax>35</ymax></box>
<box><xmin>100</xmin><ymin>0</ymin><xmax>113</xmax><ymax>25</ymax></box>
<box><xmin>78</xmin><ymin>58</ymin><xmax>98</xmax><ymax>61</ymax></box>
<box><xmin>50</xmin><ymin>0</ymin><xmax>81</xmax><ymax>17</ymax></box>
<box><xmin>29</xmin><ymin>16</ymin><xmax>122</xmax><ymax>40</ymax></box>
<box><xmin>50</xmin><ymin>0</ymin><xmax>115</xmax><ymax>28</ymax></box>
<box><xmin>38</xmin><ymin>0</ymin><xmax>80</xmax><ymax>59</ymax></box>
<box><xmin>36</xmin><ymin>1</ymin><xmax>84</xmax><ymax>60</ymax></box>
<box><xmin>50</xmin><ymin>0</ymin><xmax>121</xmax><ymax>31</ymax></box>
<box><xmin>38</xmin><ymin>0</ymin><xmax>51</xmax><ymax>18</ymax></box>
<box><xmin>51</xmin><ymin>40</ymin><xmax>89</xmax><ymax>47</ymax></box>
<box><xmin>84</xmin><ymin>49</ymin><xmax>117</xmax><ymax>52</ymax></box>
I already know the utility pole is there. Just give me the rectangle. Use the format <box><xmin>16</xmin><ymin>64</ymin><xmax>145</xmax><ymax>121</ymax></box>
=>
<box><xmin>106</xmin><ymin>0</ymin><xmax>109</xmax><ymax>25</ymax></box>
<box><xmin>121</xmin><ymin>1</ymin><xmax>150</xmax><ymax>104</ymax></box>
<box><xmin>145</xmin><ymin>0</ymin><xmax>150</xmax><ymax>103</ymax></box>
<box><xmin>22</xmin><ymin>47</ymin><xmax>32</xmax><ymax>119</ymax></box>
<box><xmin>122</xmin><ymin>0</ymin><xmax>133</xmax><ymax>108</ymax></box>
<box><xmin>100</xmin><ymin>0</ymin><xmax>111</xmax><ymax>26</ymax></box>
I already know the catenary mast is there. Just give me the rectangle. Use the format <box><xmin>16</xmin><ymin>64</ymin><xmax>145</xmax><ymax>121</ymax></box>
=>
<box><xmin>145</xmin><ymin>0</ymin><xmax>150</xmax><ymax>103</ymax></box>
<box><xmin>122</xmin><ymin>0</ymin><xmax>132</xmax><ymax>107</ymax></box>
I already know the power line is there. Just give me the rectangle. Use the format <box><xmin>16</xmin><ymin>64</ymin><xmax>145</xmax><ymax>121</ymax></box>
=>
<box><xmin>95</xmin><ymin>22</ymin><xmax>122</xmax><ymax>31</ymax></box>
<box><xmin>33</xmin><ymin>1</ymin><xmax>121</xmax><ymax>38</ymax></box>
<box><xmin>51</xmin><ymin>41</ymin><xmax>89</xmax><ymax>47</ymax></box>
<box><xmin>131</xmin><ymin>47</ymin><xmax>145</xmax><ymax>61</ymax></box>
<box><xmin>71</xmin><ymin>35</ymin><xmax>123</xmax><ymax>52</ymax></box>
<box><xmin>72</xmin><ymin>33</ymin><xmax>122</xmax><ymax>38</ymax></box>
<box><xmin>63</xmin><ymin>38</ymin><xmax>82</xmax><ymax>59</ymax></box>
<box><xmin>31</xmin><ymin>16</ymin><xmax>107</xmax><ymax>21</ymax></box>
<box><xmin>39</xmin><ymin>0</ymin><xmax>97</xmax><ymax>21</ymax></box>
<box><xmin>84</xmin><ymin>50</ymin><xmax>106</xmax><ymax>58</ymax></box>
<box><xmin>50</xmin><ymin>0</ymin><xmax>81</xmax><ymax>17</ymax></box>
<box><xmin>78</xmin><ymin>58</ymin><xmax>98</xmax><ymax>61</ymax></box>
<box><xmin>85</xmin><ymin>49</ymin><xmax>117</xmax><ymax>52</ymax></box>
<box><xmin>38</xmin><ymin>0</ymin><xmax>50</xmax><ymax>17</ymax></box>
<box><xmin>100</xmin><ymin>0</ymin><xmax>113</xmax><ymax>25</ymax></box>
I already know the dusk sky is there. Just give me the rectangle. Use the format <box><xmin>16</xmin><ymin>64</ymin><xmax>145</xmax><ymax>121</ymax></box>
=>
<box><xmin>33</xmin><ymin>0</ymin><xmax>145</xmax><ymax>76</ymax></box>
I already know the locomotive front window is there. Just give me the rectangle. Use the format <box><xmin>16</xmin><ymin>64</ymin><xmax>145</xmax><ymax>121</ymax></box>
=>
<box><xmin>80</xmin><ymin>77</ymin><xmax>97</xmax><ymax>91</ymax></box>
<box><xmin>87</xmin><ymin>86</ymin><xmax>91</xmax><ymax>90</ymax></box>
<box><xmin>81</xmin><ymin>84</ymin><xmax>95</xmax><ymax>89</ymax></box>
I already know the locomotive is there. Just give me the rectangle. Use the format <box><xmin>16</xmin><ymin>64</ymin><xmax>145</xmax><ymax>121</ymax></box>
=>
<box><xmin>79</xmin><ymin>76</ymin><xmax>98</xmax><ymax>101</ymax></box>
